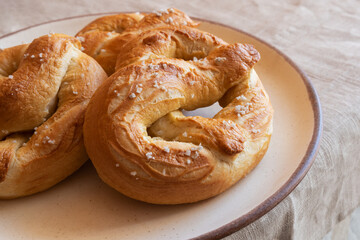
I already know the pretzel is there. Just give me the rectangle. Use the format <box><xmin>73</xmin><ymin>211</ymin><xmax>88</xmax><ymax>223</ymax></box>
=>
<box><xmin>0</xmin><ymin>34</ymin><xmax>107</xmax><ymax>198</ymax></box>
<box><xmin>83</xmin><ymin>25</ymin><xmax>273</xmax><ymax>204</ymax></box>
<box><xmin>76</xmin><ymin>8</ymin><xmax>198</xmax><ymax>75</ymax></box>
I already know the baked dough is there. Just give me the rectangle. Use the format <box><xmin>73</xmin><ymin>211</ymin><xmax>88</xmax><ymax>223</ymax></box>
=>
<box><xmin>0</xmin><ymin>34</ymin><xmax>107</xmax><ymax>198</ymax></box>
<box><xmin>83</xmin><ymin>24</ymin><xmax>273</xmax><ymax>204</ymax></box>
<box><xmin>76</xmin><ymin>8</ymin><xmax>198</xmax><ymax>75</ymax></box>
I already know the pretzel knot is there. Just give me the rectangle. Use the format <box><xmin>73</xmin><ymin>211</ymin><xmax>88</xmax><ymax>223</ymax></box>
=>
<box><xmin>76</xmin><ymin>8</ymin><xmax>198</xmax><ymax>75</ymax></box>
<box><xmin>0</xmin><ymin>34</ymin><xmax>107</xmax><ymax>198</ymax></box>
<box><xmin>84</xmin><ymin>25</ymin><xmax>274</xmax><ymax>204</ymax></box>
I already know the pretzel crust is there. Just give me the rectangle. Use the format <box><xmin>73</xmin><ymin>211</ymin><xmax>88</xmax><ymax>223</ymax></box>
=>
<box><xmin>84</xmin><ymin>41</ymin><xmax>273</xmax><ymax>204</ymax></box>
<box><xmin>0</xmin><ymin>34</ymin><xmax>107</xmax><ymax>198</ymax></box>
<box><xmin>76</xmin><ymin>8</ymin><xmax>199</xmax><ymax>75</ymax></box>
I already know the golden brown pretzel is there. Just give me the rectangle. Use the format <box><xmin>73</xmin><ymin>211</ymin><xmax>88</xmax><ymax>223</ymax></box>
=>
<box><xmin>83</xmin><ymin>25</ymin><xmax>273</xmax><ymax>204</ymax></box>
<box><xmin>115</xmin><ymin>26</ymin><xmax>226</xmax><ymax>69</ymax></box>
<box><xmin>0</xmin><ymin>34</ymin><xmax>107</xmax><ymax>198</ymax></box>
<box><xmin>76</xmin><ymin>8</ymin><xmax>198</xmax><ymax>75</ymax></box>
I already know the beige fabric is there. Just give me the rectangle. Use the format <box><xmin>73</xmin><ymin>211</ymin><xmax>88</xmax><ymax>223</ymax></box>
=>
<box><xmin>0</xmin><ymin>0</ymin><xmax>359</xmax><ymax>239</ymax></box>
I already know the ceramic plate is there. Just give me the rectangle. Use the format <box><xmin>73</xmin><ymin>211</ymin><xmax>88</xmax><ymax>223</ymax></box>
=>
<box><xmin>0</xmin><ymin>13</ymin><xmax>322</xmax><ymax>240</ymax></box>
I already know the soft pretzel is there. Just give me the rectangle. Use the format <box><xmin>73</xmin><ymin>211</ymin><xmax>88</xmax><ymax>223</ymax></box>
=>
<box><xmin>0</xmin><ymin>34</ymin><xmax>107</xmax><ymax>198</ymax></box>
<box><xmin>115</xmin><ymin>26</ymin><xmax>226</xmax><ymax>69</ymax></box>
<box><xmin>76</xmin><ymin>8</ymin><xmax>198</xmax><ymax>75</ymax></box>
<box><xmin>83</xmin><ymin>24</ymin><xmax>273</xmax><ymax>204</ymax></box>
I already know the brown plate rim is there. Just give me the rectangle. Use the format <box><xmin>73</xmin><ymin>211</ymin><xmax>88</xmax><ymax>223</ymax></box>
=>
<box><xmin>0</xmin><ymin>12</ymin><xmax>323</xmax><ymax>240</ymax></box>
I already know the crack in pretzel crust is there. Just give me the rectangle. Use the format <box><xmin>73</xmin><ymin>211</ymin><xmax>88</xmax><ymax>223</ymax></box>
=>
<box><xmin>0</xmin><ymin>34</ymin><xmax>107</xmax><ymax>199</ymax></box>
<box><xmin>83</xmin><ymin>10</ymin><xmax>273</xmax><ymax>204</ymax></box>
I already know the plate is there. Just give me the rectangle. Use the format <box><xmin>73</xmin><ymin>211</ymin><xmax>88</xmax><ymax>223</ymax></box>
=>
<box><xmin>0</xmin><ymin>13</ymin><xmax>322</xmax><ymax>240</ymax></box>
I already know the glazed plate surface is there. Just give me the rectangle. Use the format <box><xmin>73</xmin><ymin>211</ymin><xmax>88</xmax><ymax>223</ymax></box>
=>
<box><xmin>0</xmin><ymin>14</ymin><xmax>322</xmax><ymax>240</ymax></box>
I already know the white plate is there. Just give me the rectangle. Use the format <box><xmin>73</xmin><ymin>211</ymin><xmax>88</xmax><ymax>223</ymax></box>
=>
<box><xmin>0</xmin><ymin>14</ymin><xmax>322</xmax><ymax>240</ymax></box>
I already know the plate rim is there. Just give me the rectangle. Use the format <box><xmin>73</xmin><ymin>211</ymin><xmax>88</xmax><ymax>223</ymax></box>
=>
<box><xmin>0</xmin><ymin>12</ymin><xmax>323</xmax><ymax>240</ymax></box>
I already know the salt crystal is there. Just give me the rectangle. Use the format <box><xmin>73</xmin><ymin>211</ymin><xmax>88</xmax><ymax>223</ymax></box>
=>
<box><xmin>165</xmin><ymin>17</ymin><xmax>173</xmax><ymax>23</ymax></box>
<box><xmin>236</xmin><ymin>95</ymin><xmax>247</xmax><ymax>101</ymax></box>
<box><xmin>76</xmin><ymin>36</ymin><xmax>85</xmax><ymax>42</ymax></box>
<box><xmin>192</xmin><ymin>151</ymin><xmax>199</xmax><ymax>159</ymax></box>
<box><xmin>215</xmin><ymin>57</ymin><xmax>227</xmax><ymax>65</ymax></box>
<box><xmin>146</xmin><ymin>152</ymin><xmax>153</xmax><ymax>159</ymax></box>
<box><xmin>136</xmin><ymin>87</ymin><xmax>143</xmax><ymax>93</ymax></box>
<box><xmin>1</xmin><ymin>130</ymin><xmax>9</xmax><ymax>134</ymax></box>
<box><xmin>154</xmin><ymin>10</ymin><xmax>162</xmax><ymax>17</ymax></box>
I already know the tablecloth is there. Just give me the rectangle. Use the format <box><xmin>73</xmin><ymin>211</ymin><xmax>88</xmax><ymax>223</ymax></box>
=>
<box><xmin>1</xmin><ymin>0</ymin><xmax>359</xmax><ymax>239</ymax></box>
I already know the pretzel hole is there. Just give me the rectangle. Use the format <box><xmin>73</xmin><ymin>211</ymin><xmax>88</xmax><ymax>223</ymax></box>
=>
<box><xmin>0</xmin><ymin>91</ymin><xmax>59</xmax><ymax>141</ymax></box>
<box><xmin>172</xmin><ymin>39</ymin><xmax>211</xmax><ymax>61</ymax></box>
<box><xmin>44</xmin><ymin>94</ymin><xmax>59</xmax><ymax>120</ymax></box>
<box><xmin>146</xmin><ymin>102</ymin><xmax>222</xmax><ymax>139</ymax></box>
<box><xmin>141</xmin><ymin>34</ymin><xmax>211</xmax><ymax>61</ymax></box>
<box><xmin>108</xmin><ymin>27</ymin><xmax>125</xmax><ymax>34</ymax></box>
<box><xmin>172</xmin><ymin>44</ymin><xmax>209</xmax><ymax>61</ymax></box>
<box><xmin>182</xmin><ymin>102</ymin><xmax>222</xmax><ymax>118</ymax></box>
<box><xmin>1</xmin><ymin>131</ymin><xmax>33</xmax><ymax>143</ymax></box>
